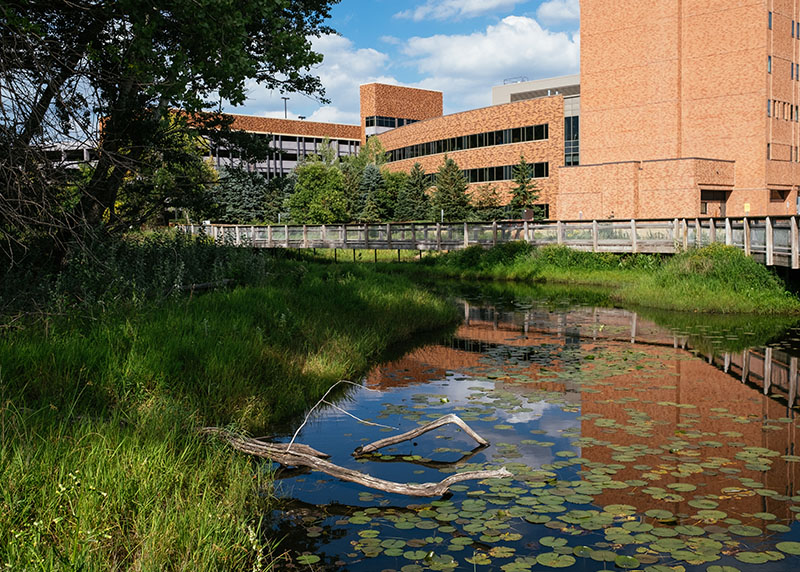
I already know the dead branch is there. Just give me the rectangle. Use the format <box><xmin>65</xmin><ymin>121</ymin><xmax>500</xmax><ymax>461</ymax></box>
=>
<box><xmin>354</xmin><ymin>414</ymin><xmax>489</xmax><ymax>456</ymax></box>
<box><xmin>201</xmin><ymin>424</ymin><xmax>511</xmax><ymax>497</ymax></box>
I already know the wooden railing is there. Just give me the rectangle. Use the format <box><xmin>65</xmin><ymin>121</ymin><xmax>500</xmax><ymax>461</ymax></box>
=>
<box><xmin>178</xmin><ymin>216</ymin><xmax>800</xmax><ymax>269</ymax></box>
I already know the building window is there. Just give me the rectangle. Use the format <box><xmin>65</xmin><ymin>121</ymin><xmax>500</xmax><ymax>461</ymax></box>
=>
<box><xmin>768</xmin><ymin>143</ymin><xmax>771</xmax><ymax>159</ymax></box>
<box><xmin>768</xmin><ymin>55</ymin><xmax>772</xmax><ymax>73</ymax></box>
<box><xmin>771</xmin><ymin>189</ymin><xmax>789</xmax><ymax>202</ymax></box>
<box><xmin>769</xmin><ymin>11</ymin><xmax>773</xmax><ymax>29</ymax></box>
<box><xmin>768</xmin><ymin>100</ymin><xmax>772</xmax><ymax>116</ymax></box>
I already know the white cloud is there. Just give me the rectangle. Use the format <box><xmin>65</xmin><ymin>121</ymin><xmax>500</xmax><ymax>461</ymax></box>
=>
<box><xmin>403</xmin><ymin>16</ymin><xmax>580</xmax><ymax>112</ymax></box>
<box><xmin>396</xmin><ymin>0</ymin><xmax>523</xmax><ymax>22</ymax></box>
<box><xmin>230</xmin><ymin>34</ymin><xmax>397</xmax><ymax>124</ymax></box>
<box><xmin>536</xmin><ymin>0</ymin><xmax>580</xmax><ymax>27</ymax></box>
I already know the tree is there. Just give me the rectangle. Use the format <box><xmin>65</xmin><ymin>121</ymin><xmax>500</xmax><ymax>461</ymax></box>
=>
<box><xmin>381</xmin><ymin>170</ymin><xmax>407</xmax><ymax>221</ymax></box>
<box><xmin>288</xmin><ymin>161</ymin><xmax>347</xmax><ymax>224</ymax></box>
<box><xmin>0</xmin><ymin>0</ymin><xmax>337</xmax><ymax>259</ymax></box>
<box><xmin>211</xmin><ymin>169</ymin><xmax>287</xmax><ymax>224</ymax></box>
<box><xmin>430</xmin><ymin>156</ymin><xmax>472</xmax><ymax>222</ymax></box>
<box><xmin>358</xmin><ymin>164</ymin><xmax>384</xmax><ymax>222</ymax></box>
<box><xmin>471</xmin><ymin>184</ymin><xmax>505</xmax><ymax>221</ymax></box>
<box><xmin>395</xmin><ymin>163</ymin><xmax>431</xmax><ymax>221</ymax></box>
<box><xmin>508</xmin><ymin>155</ymin><xmax>541</xmax><ymax>219</ymax></box>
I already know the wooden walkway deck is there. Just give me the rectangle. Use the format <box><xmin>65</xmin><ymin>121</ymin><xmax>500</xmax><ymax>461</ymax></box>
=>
<box><xmin>179</xmin><ymin>216</ymin><xmax>800</xmax><ymax>269</ymax></box>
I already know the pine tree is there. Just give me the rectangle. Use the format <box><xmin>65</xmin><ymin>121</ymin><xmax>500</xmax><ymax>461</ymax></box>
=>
<box><xmin>508</xmin><ymin>155</ymin><xmax>540</xmax><ymax>219</ymax></box>
<box><xmin>471</xmin><ymin>184</ymin><xmax>505</xmax><ymax>221</ymax></box>
<box><xmin>430</xmin><ymin>156</ymin><xmax>472</xmax><ymax>222</ymax></box>
<box><xmin>359</xmin><ymin>191</ymin><xmax>381</xmax><ymax>223</ymax></box>
<box><xmin>395</xmin><ymin>163</ymin><xmax>430</xmax><ymax>221</ymax></box>
<box><xmin>359</xmin><ymin>164</ymin><xmax>385</xmax><ymax>221</ymax></box>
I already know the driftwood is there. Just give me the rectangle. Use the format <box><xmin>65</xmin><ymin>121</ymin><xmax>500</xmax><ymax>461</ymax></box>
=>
<box><xmin>201</xmin><ymin>414</ymin><xmax>510</xmax><ymax>497</ymax></box>
<box><xmin>354</xmin><ymin>413</ymin><xmax>489</xmax><ymax>456</ymax></box>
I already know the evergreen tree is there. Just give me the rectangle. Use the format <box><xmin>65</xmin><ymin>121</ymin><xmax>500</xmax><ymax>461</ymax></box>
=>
<box><xmin>359</xmin><ymin>191</ymin><xmax>382</xmax><ymax>223</ymax></box>
<box><xmin>395</xmin><ymin>163</ymin><xmax>431</xmax><ymax>221</ymax></box>
<box><xmin>430</xmin><ymin>156</ymin><xmax>472</xmax><ymax>222</ymax></box>
<box><xmin>359</xmin><ymin>164</ymin><xmax>385</xmax><ymax>221</ymax></box>
<box><xmin>471</xmin><ymin>184</ymin><xmax>505</xmax><ymax>221</ymax></box>
<box><xmin>339</xmin><ymin>158</ymin><xmax>363</xmax><ymax>221</ymax></box>
<box><xmin>380</xmin><ymin>170</ymin><xmax>407</xmax><ymax>221</ymax></box>
<box><xmin>508</xmin><ymin>155</ymin><xmax>540</xmax><ymax>219</ymax></box>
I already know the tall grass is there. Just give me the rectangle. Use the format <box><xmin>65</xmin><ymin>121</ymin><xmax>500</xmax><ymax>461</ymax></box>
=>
<box><xmin>375</xmin><ymin>243</ymin><xmax>800</xmax><ymax>314</ymax></box>
<box><xmin>0</xmin><ymin>242</ymin><xmax>460</xmax><ymax>570</ymax></box>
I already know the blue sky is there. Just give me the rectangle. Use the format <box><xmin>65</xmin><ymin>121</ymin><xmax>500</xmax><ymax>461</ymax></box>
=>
<box><xmin>228</xmin><ymin>0</ymin><xmax>580</xmax><ymax>124</ymax></box>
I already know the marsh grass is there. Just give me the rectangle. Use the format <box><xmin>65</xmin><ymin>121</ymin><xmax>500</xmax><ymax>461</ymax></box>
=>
<box><xmin>0</xmin><ymin>247</ymin><xmax>459</xmax><ymax>570</ymax></box>
<box><xmin>372</xmin><ymin>243</ymin><xmax>800</xmax><ymax>314</ymax></box>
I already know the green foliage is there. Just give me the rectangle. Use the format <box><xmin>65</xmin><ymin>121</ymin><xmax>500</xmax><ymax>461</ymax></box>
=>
<box><xmin>211</xmin><ymin>168</ymin><xmax>287</xmax><ymax>223</ymax></box>
<box><xmin>340</xmin><ymin>159</ymin><xmax>364</xmax><ymax>220</ymax></box>
<box><xmin>509</xmin><ymin>155</ymin><xmax>540</xmax><ymax>219</ymax></box>
<box><xmin>288</xmin><ymin>161</ymin><xmax>348</xmax><ymax>223</ymax></box>
<box><xmin>430</xmin><ymin>155</ymin><xmax>473</xmax><ymax>222</ymax></box>
<box><xmin>0</xmin><ymin>257</ymin><xmax>458</xmax><ymax>571</ymax></box>
<box><xmin>380</xmin><ymin>170</ymin><xmax>407</xmax><ymax>221</ymax></box>
<box><xmin>395</xmin><ymin>163</ymin><xmax>431</xmax><ymax>221</ymax></box>
<box><xmin>471</xmin><ymin>184</ymin><xmax>506</xmax><ymax>221</ymax></box>
<box><xmin>359</xmin><ymin>164</ymin><xmax>385</xmax><ymax>222</ymax></box>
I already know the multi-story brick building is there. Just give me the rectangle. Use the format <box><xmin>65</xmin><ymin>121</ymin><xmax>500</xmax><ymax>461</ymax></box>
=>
<box><xmin>207</xmin><ymin>114</ymin><xmax>361</xmax><ymax>179</ymax></box>
<box><xmin>219</xmin><ymin>1</ymin><xmax>800</xmax><ymax>219</ymax></box>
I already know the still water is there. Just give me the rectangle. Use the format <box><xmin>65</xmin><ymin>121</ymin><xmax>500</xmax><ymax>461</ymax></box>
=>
<box><xmin>267</xmin><ymin>284</ymin><xmax>800</xmax><ymax>571</ymax></box>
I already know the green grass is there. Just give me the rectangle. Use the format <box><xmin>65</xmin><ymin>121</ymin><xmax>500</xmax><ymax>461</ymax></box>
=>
<box><xmin>0</xmin><ymin>259</ymin><xmax>460</xmax><ymax>571</ymax></box>
<box><xmin>368</xmin><ymin>243</ymin><xmax>800</xmax><ymax>314</ymax></box>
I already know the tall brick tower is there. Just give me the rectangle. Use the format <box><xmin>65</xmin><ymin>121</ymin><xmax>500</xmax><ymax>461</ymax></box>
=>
<box><xmin>560</xmin><ymin>0</ymin><xmax>800</xmax><ymax>218</ymax></box>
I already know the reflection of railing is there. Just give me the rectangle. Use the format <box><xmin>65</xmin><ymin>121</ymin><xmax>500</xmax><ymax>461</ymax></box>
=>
<box><xmin>178</xmin><ymin>216</ymin><xmax>800</xmax><ymax>268</ymax></box>
<box><xmin>457</xmin><ymin>301</ymin><xmax>800</xmax><ymax>408</ymax></box>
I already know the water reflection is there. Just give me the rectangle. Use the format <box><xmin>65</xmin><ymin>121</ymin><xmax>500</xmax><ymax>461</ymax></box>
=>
<box><xmin>269</xmin><ymin>287</ymin><xmax>800</xmax><ymax>571</ymax></box>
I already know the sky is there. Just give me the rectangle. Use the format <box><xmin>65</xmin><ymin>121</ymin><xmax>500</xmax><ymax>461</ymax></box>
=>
<box><xmin>227</xmin><ymin>0</ymin><xmax>580</xmax><ymax>124</ymax></box>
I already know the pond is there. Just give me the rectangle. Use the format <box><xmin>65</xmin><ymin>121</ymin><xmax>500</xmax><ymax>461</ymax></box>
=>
<box><xmin>265</xmin><ymin>283</ymin><xmax>800</xmax><ymax>571</ymax></box>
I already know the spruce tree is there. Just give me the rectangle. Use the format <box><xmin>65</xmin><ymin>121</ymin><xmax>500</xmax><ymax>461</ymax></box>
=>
<box><xmin>359</xmin><ymin>164</ymin><xmax>385</xmax><ymax>221</ymax></box>
<box><xmin>508</xmin><ymin>155</ymin><xmax>540</xmax><ymax>219</ymax></box>
<box><xmin>430</xmin><ymin>156</ymin><xmax>472</xmax><ymax>222</ymax></box>
<box><xmin>395</xmin><ymin>163</ymin><xmax>430</xmax><ymax>221</ymax></box>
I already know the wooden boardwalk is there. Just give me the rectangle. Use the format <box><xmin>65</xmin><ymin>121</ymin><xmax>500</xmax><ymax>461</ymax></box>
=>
<box><xmin>179</xmin><ymin>216</ymin><xmax>800</xmax><ymax>269</ymax></box>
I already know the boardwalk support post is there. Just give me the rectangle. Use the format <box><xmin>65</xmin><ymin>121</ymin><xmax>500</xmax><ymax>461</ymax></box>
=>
<box><xmin>792</xmin><ymin>217</ymin><xmax>799</xmax><ymax>269</ymax></box>
<box><xmin>464</xmin><ymin>222</ymin><xmax>469</xmax><ymax>248</ymax></box>
<box><xmin>725</xmin><ymin>218</ymin><xmax>732</xmax><ymax>245</ymax></box>
<box><xmin>630</xmin><ymin>219</ymin><xmax>638</xmax><ymax>253</ymax></box>
<box><xmin>436</xmin><ymin>223</ymin><xmax>442</xmax><ymax>251</ymax></box>
<box><xmin>268</xmin><ymin>225</ymin><xmax>273</xmax><ymax>248</ymax></box>
<box><xmin>682</xmin><ymin>219</ymin><xmax>689</xmax><ymax>250</ymax></box>
<box><xmin>709</xmin><ymin>219</ymin><xmax>716</xmax><ymax>243</ymax></box>
<box><xmin>695</xmin><ymin>218</ymin><xmax>701</xmax><ymax>247</ymax></box>
<box><xmin>557</xmin><ymin>220</ymin><xmax>564</xmax><ymax>245</ymax></box>
<box><xmin>492</xmin><ymin>221</ymin><xmax>498</xmax><ymax>247</ymax></box>
<box><xmin>302</xmin><ymin>225</ymin><xmax>308</xmax><ymax>249</ymax></box>
<box><xmin>743</xmin><ymin>217</ymin><xmax>751</xmax><ymax>256</ymax></box>
<box><xmin>766</xmin><ymin>217</ymin><xmax>774</xmax><ymax>266</ymax></box>
<box><xmin>592</xmin><ymin>220</ymin><xmax>599</xmax><ymax>252</ymax></box>
<box><xmin>386</xmin><ymin>223</ymin><xmax>392</xmax><ymax>249</ymax></box>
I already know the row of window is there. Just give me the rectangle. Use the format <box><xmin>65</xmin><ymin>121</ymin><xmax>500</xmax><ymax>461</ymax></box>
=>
<box><xmin>768</xmin><ymin>12</ymin><xmax>800</xmax><ymax>37</ymax></box>
<box><xmin>387</xmin><ymin>124</ymin><xmax>549</xmax><ymax>163</ymax></box>
<box><xmin>462</xmin><ymin>162</ymin><xmax>549</xmax><ymax>184</ymax></box>
<box><xmin>365</xmin><ymin>116</ymin><xmax>419</xmax><ymax>129</ymax></box>
<box><xmin>767</xmin><ymin>99</ymin><xmax>800</xmax><ymax>121</ymax></box>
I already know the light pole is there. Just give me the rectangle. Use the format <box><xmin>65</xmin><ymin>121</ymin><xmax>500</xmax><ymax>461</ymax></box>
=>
<box><xmin>281</xmin><ymin>96</ymin><xmax>289</xmax><ymax>119</ymax></box>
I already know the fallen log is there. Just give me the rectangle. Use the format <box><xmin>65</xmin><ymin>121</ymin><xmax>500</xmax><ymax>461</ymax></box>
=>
<box><xmin>201</xmin><ymin>414</ymin><xmax>511</xmax><ymax>497</ymax></box>
<box><xmin>354</xmin><ymin>414</ymin><xmax>489</xmax><ymax>456</ymax></box>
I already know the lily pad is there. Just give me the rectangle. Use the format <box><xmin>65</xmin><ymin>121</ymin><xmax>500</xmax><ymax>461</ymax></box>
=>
<box><xmin>776</xmin><ymin>541</ymin><xmax>800</xmax><ymax>555</ymax></box>
<box><xmin>536</xmin><ymin>552</ymin><xmax>576</xmax><ymax>568</ymax></box>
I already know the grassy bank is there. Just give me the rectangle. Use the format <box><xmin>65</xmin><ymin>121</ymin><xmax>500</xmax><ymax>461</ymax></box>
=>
<box><xmin>0</xmin><ymin>242</ymin><xmax>459</xmax><ymax>570</ymax></box>
<box><xmin>373</xmin><ymin>243</ymin><xmax>800</xmax><ymax>314</ymax></box>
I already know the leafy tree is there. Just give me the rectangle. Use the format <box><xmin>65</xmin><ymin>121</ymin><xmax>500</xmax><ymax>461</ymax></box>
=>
<box><xmin>508</xmin><ymin>155</ymin><xmax>541</xmax><ymax>219</ymax></box>
<box><xmin>430</xmin><ymin>155</ymin><xmax>472</xmax><ymax>222</ymax></box>
<box><xmin>288</xmin><ymin>161</ymin><xmax>347</xmax><ymax>224</ymax></box>
<box><xmin>471</xmin><ymin>184</ymin><xmax>505</xmax><ymax>221</ymax></box>
<box><xmin>395</xmin><ymin>163</ymin><xmax>431</xmax><ymax>221</ymax></box>
<box><xmin>0</xmin><ymin>0</ymin><xmax>337</xmax><ymax>258</ymax></box>
<box><xmin>339</xmin><ymin>158</ymin><xmax>364</xmax><ymax>221</ymax></box>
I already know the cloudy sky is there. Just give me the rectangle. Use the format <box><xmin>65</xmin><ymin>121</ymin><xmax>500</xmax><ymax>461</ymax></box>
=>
<box><xmin>227</xmin><ymin>0</ymin><xmax>580</xmax><ymax>124</ymax></box>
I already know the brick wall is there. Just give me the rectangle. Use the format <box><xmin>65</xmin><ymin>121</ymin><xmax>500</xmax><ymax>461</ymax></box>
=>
<box><xmin>377</xmin><ymin>97</ymin><xmax>566</xmax><ymax>211</ymax></box>
<box><xmin>228</xmin><ymin>114</ymin><xmax>360</xmax><ymax>140</ymax></box>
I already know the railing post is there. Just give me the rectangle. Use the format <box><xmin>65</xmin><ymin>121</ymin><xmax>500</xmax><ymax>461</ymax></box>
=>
<box><xmin>695</xmin><ymin>218</ymin><xmax>701</xmax><ymax>247</ymax></box>
<box><xmin>284</xmin><ymin>224</ymin><xmax>289</xmax><ymax>248</ymax></box>
<box><xmin>411</xmin><ymin>223</ymin><xmax>417</xmax><ymax>250</ymax></box>
<box><xmin>725</xmin><ymin>218</ymin><xmax>732</xmax><ymax>245</ymax></box>
<box><xmin>386</xmin><ymin>223</ymin><xmax>392</xmax><ymax>249</ymax></box>
<box><xmin>436</xmin><ymin>223</ymin><xmax>442</xmax><ymax>251</ymax></box>
<box><xmin>557</xmin><ymin>220</ymin><xmax>564</xmax><ymax>245</ymax></box>
<box><xmin>673</xmin><ymin>219</ymin><xmax>679</xmax><ymax>251</ymax></box>
<box><xmin>250</xmin><ymin>225</ymin><xmax>255</xmax><ymax>246</ymax></box>
<box><xmin>790</xmin><ymin>356</ymin><xmax>798</xmax><ymax>408</ymax></box>
<box><xmin>592</xmin><ymin>220</ymin><xmax>599</xmax><ymax>252</ymax></box>
<box><xmin>523</xmin><ymin>220</ymin><xmax>529</xmax><ymax>244</ymax></box>
<box><xmin>321</xmin><ymin>224</ymin><xmax>327</xmax><ymax>247</ymax></box>
<box><xmin>792</xmin><ymin>217</ymin><xmax>799</xmax><ymax>269</ymax></box>
<box><xmin>492</xmin><ymin>221</ymin><xmax>498</xmax><ymax>247</ymax></box>
<box><xmin>343</xmin><ymin>224</ymin><xmax>348</xmax><ymax>248</ymax></box>
<box><xmin>764</xmin><ymin>347</ymin><xmax>773</xmax><ymax>395</ymax></box>
<box><xmin>743</xmin><ymin>217</ymin><xmax>751</xmax><ymax>256</ymax></box>
<box><xmin>365</xmin><ymin>223</ymin><xmax>370</xmax><ymax>249</ymax></box>
<box><xmin>268</xmin><ymin>225</ymin><xmax>273</xmax><ymax>247</ymax></box>
<box><xmin>212</xmin><ymin>225</ymin><xmax>218</xmax><ymax>242</ymax></box>
<box><xmin>766</xmin><ymin>216</ymin><xmax>774</xmax><ymax>266</ymax></box>
<box><xmin>235</xmin><ymin>225</ymin><xmax>241</xmax><ymax>246</ymax></box>
<box><xmin>630</xmin><ymin>219</ymin><xmax>638</xmax><ymax>253</ymax></box>
<box><xmin>681</xmin><ymin>219</ymin><xmax>689</xmax><ymax>250</ymax></box>
<box><xmin>709</xmin><ymin>219</ymin><xmax>716</xmax><ymax>243</ymax></box>
<box><xmin>302</xmin><ymin>224</ymin><xmax>308</xmax><ymax>249</ymax></box>
<box><xmin>464</xmin><ymin>222</ymin><xmax>469</xmax><ymax>248</ymax></box>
